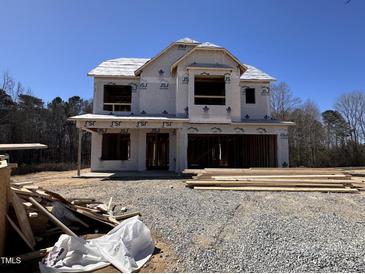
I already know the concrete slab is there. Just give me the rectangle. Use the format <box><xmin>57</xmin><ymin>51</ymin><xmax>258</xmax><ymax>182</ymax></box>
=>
<box><xmin>75</xmin><ymin>170</ymin><xmax>184</xmax><ymax>179</ymax></box>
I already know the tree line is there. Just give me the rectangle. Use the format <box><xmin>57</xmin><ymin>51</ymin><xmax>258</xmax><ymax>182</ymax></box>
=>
<box><xmin>0</xmin><ymin>72</ymin><xmax>364</xmax><ymax>173</ymax></box>
<box><xmin>271</xmin><ymin>82</ymin><xmax>365</xmax><ymax>167</ymax></box>
<box><xmin>0</xmin><ymin>72</ymin><xmax>92</xmax><ymax>174</ymax></box>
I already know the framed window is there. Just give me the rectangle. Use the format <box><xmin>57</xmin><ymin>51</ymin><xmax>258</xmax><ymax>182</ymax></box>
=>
<box><xmin>245</xmin><ymin>88</ymin><xmax>256</xmax><ymax>104</ymax></box>
<box><xmin>103</xmin><ymin>85</ymin><xmax>132</xmax><ymax>112</ymax></box>
<box><xmin>101</xmin><ymin>134</ymin><xmax>130</xmax><ymax>160</ymax></box>
<box><xmin>194</xmin><ymin>76</ymin><xmax>225</xmax><ymax>105</ymax></box>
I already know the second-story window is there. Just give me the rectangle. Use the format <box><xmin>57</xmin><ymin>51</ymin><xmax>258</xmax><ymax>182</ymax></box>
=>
<box><xmin>194</xmin><ymin>76</ymin><xmax>225</xmax><ymax>105</ymax></box>
<box><xmin>245</xmin><ymin>88</ymin><xmax>256</xmax><ymax>104</ymax></box>
<box><xmin>103</xmin><ymin>85</ymin><xmax>132</xmax><ymax>112</ymax></box>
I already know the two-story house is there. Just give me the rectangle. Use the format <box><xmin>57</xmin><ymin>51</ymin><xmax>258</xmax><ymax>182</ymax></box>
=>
<box><xmin>70</xmin><ymin>38</ymin><xmax>294</xmax><ymax>173</ymax></box>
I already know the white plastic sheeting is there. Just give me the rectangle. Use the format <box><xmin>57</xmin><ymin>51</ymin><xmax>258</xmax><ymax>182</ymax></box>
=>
<box><xmin>39</xmin><ymin>216</ymin><xmax>154</xmax><ymax>273</ymax></box>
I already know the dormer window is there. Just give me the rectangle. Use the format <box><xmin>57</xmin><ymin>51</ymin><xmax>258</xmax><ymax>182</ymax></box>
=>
<box><xmin>194</xmin><ymin>76</ymin><xmax>225</xmax><ymax>105</ymax></box>
<box><xmin>103</xmin><ymin>85</ymin><xmax>132</xmax><ymax>112</ymax></box>
<box><xmin>245</xmin><ymin>88</ymin><xmax>256</xmax><ymax>104</ymax></box>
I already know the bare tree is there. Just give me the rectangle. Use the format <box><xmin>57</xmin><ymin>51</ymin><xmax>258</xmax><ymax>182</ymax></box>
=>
<box><xmin>335</xmin><ymin>91</ymin><xmax>365</xmax><ymax>144</ymax></box>
<box><xmin>270</xmin><ymin>82</ymin><xmax>301</xmax><ymax>120</ymax></box>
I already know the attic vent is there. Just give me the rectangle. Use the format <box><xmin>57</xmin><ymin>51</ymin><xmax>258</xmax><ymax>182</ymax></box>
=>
<box><xmin>178</xmin><ymin>44</ymin><xmax>187</xmax><ymax>50</ymax></box>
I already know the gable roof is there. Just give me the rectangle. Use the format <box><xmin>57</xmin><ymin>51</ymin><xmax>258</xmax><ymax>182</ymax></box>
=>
<box><xmin>170</xmin><ymin>42</ymin><xmax>247</xmax><ymax>75</ymax></box>
<box><xmin>134</xmin><ymin>37</ymin><xmax>200</xmax><ymax>76</ymax></box>
<box><xmin>88</xmin><ymin>58</ymin><xmax>149</xmax><ymax>77</ymax></box>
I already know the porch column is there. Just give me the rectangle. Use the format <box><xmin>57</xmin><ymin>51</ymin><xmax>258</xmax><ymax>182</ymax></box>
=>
<box><xmin>177</xmin><ymin>128</ymin><xmax>188</xmax><ymax>172</ymax></box>
<box><xmin>77</xmin><ymin>128</ymin><xmax>82</xmax><ymax>176</ymax></box>
<box><xmin>137</xmin><ymin>130</ymin><xmax>146</xmax><ymax>171</ymax></box>
<box><xmin>175</xmin><ymin>129</ymin><xmax>181</xmax><ymax>172</ymax></box>
<box><xmin>277</xmin><ymin>129</ymin><xmax>289</xmax><ymax>167</ymax></box>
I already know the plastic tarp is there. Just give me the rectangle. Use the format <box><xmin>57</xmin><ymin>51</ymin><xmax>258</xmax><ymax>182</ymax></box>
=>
<box><xmin>39</xmin><ymin>216</ymin><xmax>154</xmax><ymax>273</ymax></box>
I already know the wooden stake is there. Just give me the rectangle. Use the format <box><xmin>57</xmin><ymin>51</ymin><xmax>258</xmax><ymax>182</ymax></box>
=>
<box><xmin>6</xmin><ymin>215</ymin><xmax>35</xmax><ymax>251</ymax></box>
<box><xmin>28</xmin><ymin>197</ymin><xmax>78</xmax><ymax>237</ymax></box>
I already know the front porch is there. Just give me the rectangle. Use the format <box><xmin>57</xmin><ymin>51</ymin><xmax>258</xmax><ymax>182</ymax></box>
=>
<box><xmin>69</xmin><ymin>114</ymin><xmax>189</xmax><ymax>176</ymax></box>
<box><xmin>70</xmin><ymin>114</ymin><xmax>293</xmax><ymax>176</ymax></box>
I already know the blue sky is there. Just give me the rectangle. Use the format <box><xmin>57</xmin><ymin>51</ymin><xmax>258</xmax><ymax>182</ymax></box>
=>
<box><xmin>1</xmin><ymin>0</ymin><xmax>364</xmax><ymax>111</ymax></box>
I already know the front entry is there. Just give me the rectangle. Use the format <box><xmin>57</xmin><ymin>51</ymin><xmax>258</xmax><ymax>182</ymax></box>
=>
<box><xmin>146</xmin><ymin>133</ymin><xmax>169</xmax><ymax>170</ymax></box>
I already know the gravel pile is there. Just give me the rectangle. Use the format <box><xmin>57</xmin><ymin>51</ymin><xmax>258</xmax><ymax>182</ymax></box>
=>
<box><xmin>48</xmin><ymin>179</ymin><xmax>365</xmax><ymax>272</ymax></box>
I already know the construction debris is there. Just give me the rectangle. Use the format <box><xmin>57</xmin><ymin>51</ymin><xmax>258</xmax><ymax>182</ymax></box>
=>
<box><xmin>39</xmin><ymin>216</ymin><xmax>154</xmax><ymax>273</ymax></box>
<box><xmin>5</xmin><ymin>180</ymin><xmax>144</xmax><ymax>272</ymax></box>
<box><xmin>186</xmin><ymin>168</ymin><xmax>364</xmax><ymax>193</ymax></box>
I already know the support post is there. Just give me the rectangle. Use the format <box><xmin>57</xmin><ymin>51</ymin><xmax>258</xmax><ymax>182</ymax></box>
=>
<box><xmin>77</xmin><ymin>128</ymin><xmax>82</xmax><ymax>177</ymax></box>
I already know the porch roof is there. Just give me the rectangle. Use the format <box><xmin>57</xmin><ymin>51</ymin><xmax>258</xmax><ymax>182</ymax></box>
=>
<box><xmin>235</xmin><ymin>119</ymin><xmax>295</xmax><ymax>126</ymax></box>
<box><xmin>68</xmin><ymin>113</ymin><xmax>189</xmax><ymax>122</ymax></box>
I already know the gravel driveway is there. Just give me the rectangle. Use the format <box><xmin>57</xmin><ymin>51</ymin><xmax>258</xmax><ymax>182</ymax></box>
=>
<box><xmin>47</xmin><ymin>178</ymin><xmax>365</xmax><ymax>272</ymax></box>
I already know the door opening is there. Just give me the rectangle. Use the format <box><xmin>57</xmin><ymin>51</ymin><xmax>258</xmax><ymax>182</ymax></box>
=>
<box><xmin>146</xmin><ymin>133</ymin><xmax>169</xmax><ymax>170</ymax></box>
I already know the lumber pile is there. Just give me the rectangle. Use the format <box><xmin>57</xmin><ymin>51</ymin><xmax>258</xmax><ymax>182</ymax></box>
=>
<box><xmin>186</xmin><ymin>168</ymin><xmax>363</xmax><ymax>193</ymax></box>
<box><xmin>6</xmin><ymin>180</ymin><xmax>140</xmax><ymax>260</ymax></box>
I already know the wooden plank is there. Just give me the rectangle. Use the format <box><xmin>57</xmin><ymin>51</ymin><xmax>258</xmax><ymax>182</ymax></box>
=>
<box><xmin>0</xmin><ymin>155</ymin><xmax>7</xmax><ymax>161</ymax></box>
<box><xmin>186</xmin><ymin>181</ymin><xmax>350</xmax><ymax>188</ymax></box>
<box><xmin>0</xmin><ymin>143</ymin><xmax>47</xmax><ymax>151</ymax></box>
<box><xmin>193</xmin><ymin>186</ymin><xmax>359</xmax><ymax>193</ymax></box>
<box><xmin>29</xmin><ymin>197</ymin><xmax>78</xmax><ymax>237</ymax></box>
<box><xmin>11</xmin><ymin>181</ymin><xmax>33</xmax><ymax>187</ymax></box>
<box><xmin>43</xmin><ymin>189</ymin><xmax>70</xmax><ymax>204</ymax></box>
<box><xmin>6</xmin><ymin>215</ymin><xmax>35</xmax><ymax>251</ymax></box>
<box><xmin>74</xmin><ymin>208</ymin><xmax>117</xmax><ymax>227</ymax></box>
<box><xmin>187</xmin><ymin>179</ymin><xmax>353</xmax><ymax>184</ymax></box>
<box><xmin>11</xmin><ymin>187</ymin><xmax>52</xmax><ymax>200</ymax></box>
<box><xmin>211</xmin><ymin>174</ymin><xmax>350</xmax><ymax>180</ymax></box>
<box><xmin>114</xmin><ymin>211</ymin><xmax>141</xmax><ymax>221</ymax></box>
<box><xmin>10</xmin><ymin>190</ymin><xmax>36</xmax><ymax>248</ymax></box>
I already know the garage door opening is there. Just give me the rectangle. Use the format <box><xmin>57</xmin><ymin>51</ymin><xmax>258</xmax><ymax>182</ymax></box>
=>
<box><xmin>187</xmin><ymin>134</ymin><xmax>277</xmax><ymax>168</ymax></box>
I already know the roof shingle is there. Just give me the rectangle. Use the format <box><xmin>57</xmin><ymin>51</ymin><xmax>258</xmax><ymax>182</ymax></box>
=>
<box><xmin>88</xmin><ymin>58</ymin><xmax>150</xmax><ymax>77</ymax></box>
<box><xmin>88</xmin><ymin>58</ymin><xmax>275</xmax><ymax>81</ymax></box>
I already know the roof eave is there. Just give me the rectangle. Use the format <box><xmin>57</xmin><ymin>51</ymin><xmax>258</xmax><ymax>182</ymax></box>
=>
<box><xmin>240</xmin><ymin>78</ymin><xmax>276</xmax><ymax>83</ymax></box>
<box><xmin>87</xmin><ymin>74</ymin><xmax>140</xmax><ymax>79</ymax></box>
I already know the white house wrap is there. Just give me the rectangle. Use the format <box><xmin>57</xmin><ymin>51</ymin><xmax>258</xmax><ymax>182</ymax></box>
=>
<box><xmin>70</xmin><ymin>38</ymin><xmax>294</xmax><ymax>172</ymax></box>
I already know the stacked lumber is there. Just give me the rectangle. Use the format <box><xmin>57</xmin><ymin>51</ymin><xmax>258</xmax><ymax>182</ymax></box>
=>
<box><xmin>186</xmin><ymin>168</ymin><xmax>362</xmax><ymax>193</ymax></box>
<box><xmin>6</xmin><ymin>181</ymin><xmax>140</xmax><ymax>259</ymax></box>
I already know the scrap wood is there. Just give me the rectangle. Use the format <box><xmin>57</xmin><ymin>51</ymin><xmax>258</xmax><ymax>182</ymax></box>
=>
<box><xmin>10</xmin><ymin>190</ymin><xmax>36</xmax><ymax>248</ymax></box>
<box><xmin>11</xmin><ymin>187</ymin><xmax>51</xmax><ymax>200</ymax></box>
<box><xmin>11</xmin><ymin>181</ymin><xmax>33</xmax><ymax>187</ymax></box>
<box><xmin>28</xmin><ymin>212</ymin><xmax>38</xmax><ymax>218</ymax></box>
<box><xmin>29</xmin><ymin>197</ymin><xmax>78</xmax><ymax>237</ymax></box>
<box><xmin>17</xmin><ymin>246</ymin><xmax>53</xmax><ymax>262</ymax></box>
<box><xmin>74</xmin><ymin>204</ymin><xmax>102</xmax><ymax>213</ymax></box>
<box><xmin>42</xmin><ymin>189</ymin><xmax>70</xmax><ymax>204</ymax></box>
<box><xmin>193</xmin><ymin>186</ymin><xmax>359</xmax><ymax>193</ymax></box>
<box><xmin>6</xmin><ymin>215</ymin><xmax>35</xmax><ymax>251</ymax></box>
<box><xmin>70</xmin><ymin>198</ymin><xmax>99</xmax><ymax>205</ymax></box>
<box><xmin>75</xmin><ymin>208</ymin><xmax>119</xmax><ymax>227</ymax></box>
<box><xmin>114</xmin><ymin>211</ymin><xmax>141</xmax><ymax>221</ymax></box>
